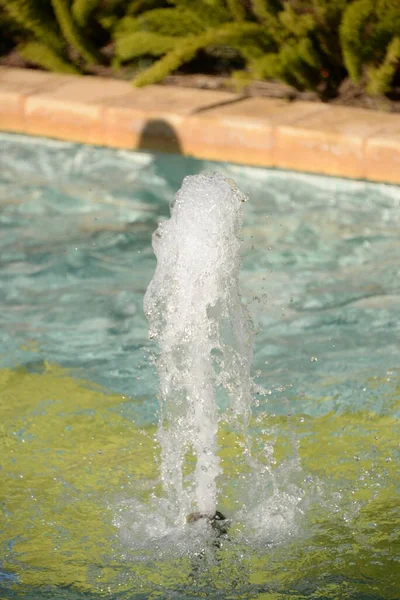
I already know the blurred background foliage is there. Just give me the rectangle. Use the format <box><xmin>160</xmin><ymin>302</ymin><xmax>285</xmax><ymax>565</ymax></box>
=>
<box><xmin>0</xmin><ymin>0</ymin><xmax>399</xmax><ymax>100</ymax></box>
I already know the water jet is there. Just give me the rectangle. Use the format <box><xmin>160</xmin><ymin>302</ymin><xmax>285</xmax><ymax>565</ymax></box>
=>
<box><xmin>144</xmin><ymin>172</ymin><xmax>255</xmax><ymax>525</ymax></box>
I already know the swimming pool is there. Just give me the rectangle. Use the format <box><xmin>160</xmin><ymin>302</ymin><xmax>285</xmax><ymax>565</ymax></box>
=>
<box><xmin>0</xmin><ymin>133</ymin><xmax>399</xmax><ymax>599</ymax></box>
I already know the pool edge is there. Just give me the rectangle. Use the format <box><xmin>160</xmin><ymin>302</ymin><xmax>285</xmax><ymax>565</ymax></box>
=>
<box><xmin>1</xmin><ymin>66</ymin><xmax>399</xmax><ymax>185</ymax></box>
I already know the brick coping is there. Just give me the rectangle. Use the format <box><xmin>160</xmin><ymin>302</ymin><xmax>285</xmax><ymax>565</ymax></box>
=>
<box><xmin>1</xmin><ymin>67</ymin><xmax>399</xmax><ymax>184</ymax></box>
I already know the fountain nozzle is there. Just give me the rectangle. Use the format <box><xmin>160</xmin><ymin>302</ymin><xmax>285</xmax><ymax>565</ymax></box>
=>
<box><xmin>187</xmin><ymin>510</ymin><xmax>230</xmax><ymax>537</ymax></box>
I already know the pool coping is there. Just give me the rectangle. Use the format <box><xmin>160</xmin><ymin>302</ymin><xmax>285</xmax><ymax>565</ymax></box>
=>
<box><xmin>1</xmin><ymin>66</ymin><xmax>400</xmax><ymax>184</ymax></box>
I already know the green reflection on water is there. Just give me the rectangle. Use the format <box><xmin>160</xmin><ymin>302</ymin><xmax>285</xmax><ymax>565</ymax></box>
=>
<box><xmin>0</xmin><ymin>365</ymin><xmax>399</xmax><ymax>599</ymax></box>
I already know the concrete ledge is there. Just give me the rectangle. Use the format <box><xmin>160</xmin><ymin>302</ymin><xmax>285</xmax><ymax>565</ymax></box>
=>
<box><xmin>1</xmin><ymin>67</ymin><xmax>400</xmax><ymax>184</ymax></box>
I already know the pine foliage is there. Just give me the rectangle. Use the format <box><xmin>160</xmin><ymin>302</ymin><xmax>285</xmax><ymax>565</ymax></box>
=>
<box><xmin>1</xmin><ymin>0</ymin><xmax>63</xmax><ymax>51</ymax></box>
<box><xmin>134</xmin><ymin>31</ymin><xmax>217</xmax><ymax>87</ymax></box>
<box><xmin>115</xmin><ymin>1</ymin><xmax>325</xmax><ymax>89</ymax></box>
<box><xmin>72</xmin><ymin>0</ymin><xmax>100</xmax><ymax>27</ymax></box>
<box><xmin>0</xmin><ymin>0</ymin><xmax>399</xmax><ymax>100</ymax></box>
<box><xmin>0</xmin><ymin>5</ymin><xmax>23</xmax><ymax>55</ymax></box>
<box><xmin>18</xmin><ymin>41</ymin><xmax>80</xmax><ymax>73</ymax></box>
<box><xmin>367</xmin><ymin>36</ymin><xmax>400</xmax><ymax>95</ymax></box>
<box><xmin>340</xmin><ymin>0</ymin><xmax>375</xmax><ymax>82</ymax></box>
<box><xmin>340</xmin><ymin>0</ymin><xmax>400</xmax><ymax>93</ymax></box>
<box><xmin>115</xmin><ymin>7</ymin><xmax>205</xmax><ymax>38</ymax></box>
<box><xmin>226</xmin><ymin>0</ymin><xmax>246</xmax><ymax>22</ymax></box>
<box><xmin>50</xmin><ymin>0</ymin><xmax>100</xmax><ymax>64</ymax></box>
<box><xmin>115</xmin><ymin>31</ymin><xmax>178</xmax><ymax>62</ymax></box>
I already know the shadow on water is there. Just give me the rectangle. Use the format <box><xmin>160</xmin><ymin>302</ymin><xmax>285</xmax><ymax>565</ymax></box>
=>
<box><xmin>137</xmin><ymin>119</ymin><xmax>207</xmax><ymax>187</ymax></box>
<box><xmin>138</xmin><ymin>119</ymin><xmax>183</xmax><ymax>156</ymax></box>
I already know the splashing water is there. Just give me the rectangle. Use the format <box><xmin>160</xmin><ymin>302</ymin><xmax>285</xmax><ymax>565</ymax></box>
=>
<box><xmin>144</xmin><ymin>173</ymin><xmax>255</xmax><ymax>521</ymax></box>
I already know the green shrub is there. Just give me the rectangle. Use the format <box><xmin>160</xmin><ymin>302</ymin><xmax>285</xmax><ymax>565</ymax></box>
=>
<box><xmin>340</xmin><ymin>0</ymin><xmax>400</xmax><ymax>94</ymax></box>
<box><xmin>0</xmin><ymin>0</ymin><xmax>399</xmax><ymax>100</ymax></box>
<box><xmin>115</xmin><ymin>1</ymin><xmax>334</xmax><ymax>91</ymax></box>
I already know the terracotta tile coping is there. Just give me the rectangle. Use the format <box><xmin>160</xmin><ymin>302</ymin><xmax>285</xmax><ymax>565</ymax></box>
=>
<box><xmin>1</xmin><ymin>67</ymin><xmax>400</xmax><ymax>184</ymax></box>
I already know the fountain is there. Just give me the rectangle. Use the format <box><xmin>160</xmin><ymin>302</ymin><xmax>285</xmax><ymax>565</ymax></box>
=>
<box><xmin>144</xmin><ymin>172</ymin><xmax>257</xmax><ymax>532</ymax></box>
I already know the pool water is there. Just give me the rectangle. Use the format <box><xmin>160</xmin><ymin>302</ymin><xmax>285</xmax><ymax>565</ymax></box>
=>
<box><xmin>0</xmin><ymin>134</ymin><xmax>399</xmax><ymax>599</ymax></box>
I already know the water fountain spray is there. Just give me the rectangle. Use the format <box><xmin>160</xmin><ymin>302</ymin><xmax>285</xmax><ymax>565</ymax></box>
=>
<box><xmin>144</xmin><ymin>173</ymin><xmax>255</xmax><ymax>527</ymax></box>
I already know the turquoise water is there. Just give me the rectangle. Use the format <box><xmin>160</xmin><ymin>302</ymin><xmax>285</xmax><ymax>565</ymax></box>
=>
<box><xmin>0</xmin><ymin>134</ymin><xmax>399</xmax><ymax>599</ymax></box>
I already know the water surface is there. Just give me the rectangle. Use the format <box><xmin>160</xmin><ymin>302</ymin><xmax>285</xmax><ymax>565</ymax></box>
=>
<box><xmin>0</xmin><ymin>134</ymin><xmax>399</xmax><ymax>599</ymax></box>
